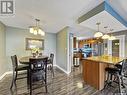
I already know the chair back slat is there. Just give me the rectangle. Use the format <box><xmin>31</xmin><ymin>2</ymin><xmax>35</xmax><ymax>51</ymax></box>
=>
<box><xmin>50</xmin><ymin>53</ymin><xmax>54</xmax><ymax>64</ymax></box>
<box><xmin>29</xmin><ymin>57</ymin><xmax>48</xmax><ymax>72</ymax></box>
<box><xmin>121</xmin><ymin>59</ymin><xmax>127</xmax><ymax>75</ymax></box>
<box><xmin>11</xmin><ymin>55</ymin><xmax>18</xmax><ymax>70</ymax></box>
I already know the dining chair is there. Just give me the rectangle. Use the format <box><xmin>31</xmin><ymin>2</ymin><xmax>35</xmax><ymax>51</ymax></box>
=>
<box><xmin>47</xmin><ymin>53</ymin><xmax>54</xmax><ymax>77</ymax></box>
<box><xmin>29</xmin><ymin>57</ymin><xmax>48</xmax><ymax>95</ymax></box>
<box><xmin>10</xmin><ymin>55</ymin><xmax>29</xmax><ymax>89</ymax></box>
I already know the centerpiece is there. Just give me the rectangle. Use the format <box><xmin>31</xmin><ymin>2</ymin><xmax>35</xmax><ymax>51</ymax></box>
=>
<box><xmin>31</xmin><ymin>47</ymin><xmax>41</xmax><ymax>58</ymax></box>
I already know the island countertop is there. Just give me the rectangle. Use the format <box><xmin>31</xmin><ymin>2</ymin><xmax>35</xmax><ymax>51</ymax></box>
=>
<box><xmin>82</xmin><ymin>55</ymin><xmax>124</xmax><ymax>65</ymax></box>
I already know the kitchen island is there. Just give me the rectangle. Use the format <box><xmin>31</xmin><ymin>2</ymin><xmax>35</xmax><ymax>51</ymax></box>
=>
<box><xmin>82</xmin><ymin>55</ymin><xmax>124</xmax><ymax>90</ymax></box>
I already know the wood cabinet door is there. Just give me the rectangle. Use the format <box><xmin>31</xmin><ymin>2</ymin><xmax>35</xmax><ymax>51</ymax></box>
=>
<box><xmin>82</xmin><ymin>60</ymin><xmax>99</xmax><ymax>89</ymax></box>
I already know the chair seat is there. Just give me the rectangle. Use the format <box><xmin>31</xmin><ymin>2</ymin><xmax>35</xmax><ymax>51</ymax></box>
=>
<box><xmin>115</xmin><ymin>64</ymin><xmax>122</xmax><ymax>69</ymax></box>
<box><xmin>16</xmin><ymin>65</ymin><xmax>29</xmax><ymax>71</ymax></box>
<box><xmin>105</xmin><ymin>67</ymin><xmax>121</xmax><ymax>74</ymax></box>
<box><xmin>47</xmin><ymin>60</ymin><xmax>51</xmax><ymax>64</ymax></box>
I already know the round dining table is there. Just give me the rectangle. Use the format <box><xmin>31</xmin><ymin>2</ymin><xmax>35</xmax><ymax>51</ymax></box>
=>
<box><xmin>19</xmin><ymin>56</ymin><xmax>48</xmax><ymax>64</ymax></box>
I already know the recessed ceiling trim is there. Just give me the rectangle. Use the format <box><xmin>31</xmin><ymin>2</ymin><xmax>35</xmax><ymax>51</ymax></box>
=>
<box><xmin>105</xmin><ymin>2</ymin><xmax>127</xmax><ymax>27</ymax></box>
<box><xmin>77</xmin><ymin>2</ymin><xmax>105</xmax><ymax>24</ymax></box>
<box><xmin>78</xmin><ymin>1</ymin><xmax>127</xmax><ymax>27</ymax></box>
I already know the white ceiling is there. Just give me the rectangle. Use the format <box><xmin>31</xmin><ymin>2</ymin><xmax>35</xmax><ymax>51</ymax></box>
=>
<box><xmin>69</xmin><ymin>24</ymin><xmax>96</xmax><ymax>38</ymax></box>
<box><xmin>0</xmin><ymin>0</ymin><xmax>103</xmax><ymax>33</ymax></box>
<box><xmin>0</xmin><ymin>0</ymin><xmax>127</xmax><ymax>35</ymax></box>
<box><xmin>80</xmin><ymin>11</ymin><xmax>127</xmax><ymax>33</ymax></box>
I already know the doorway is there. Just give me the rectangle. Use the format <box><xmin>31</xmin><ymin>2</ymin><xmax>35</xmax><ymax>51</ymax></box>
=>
<box><xmin>112</xmin><ymin>40</ymin><xmax>119</xmax><ymax>57</ymax></box>
<box><xmin>108</xmin><ymin>35</ymin><xmax>125</xmax><ymax>58</ymax></box>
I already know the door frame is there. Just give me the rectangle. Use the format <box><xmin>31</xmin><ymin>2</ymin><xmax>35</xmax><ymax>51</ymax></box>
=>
<box><xmin>108</xmin><ymin>35</ymin><xmax>125</xmax><ymax>58</ymax></box>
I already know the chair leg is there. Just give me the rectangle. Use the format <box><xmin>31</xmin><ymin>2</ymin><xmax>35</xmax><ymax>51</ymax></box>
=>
<box><xmin>118</xmin><ymin>75</ymin><xmax>122</xmax><ymax>93</ymax></box>
<box><xmin>27</xmin><ymin>69</ymin><xmax>29</xmax><ymax>85</ymax></box>
<box><xmin>52</xmin><ymin>65</ymin><xmax>54</xmax><ymax>77</ymax></box>
<box><xmin>110</xmin><ymin>74</ymin><xmax>113</xmax><ymax>80</ymax></box>
<box><xmin>104</xmin><ymin>72</ymin><xmax>110</xmax><ymax>89</ymax></box>
<box><xmin>14</xmin><ymin>71</ymin><xmax>18</xmax><ymax>87</ymax></box>
<box><xmin>44</xmin><ymin>71</ymin><xmax>48</xmax><ymax>93</ymax></box>
<box><xmin>10</xmin><ymin>70</ymin><xmax>15</xmax><ymax>89</ymax></box>
<box><xmin>15</xmin><ymin>71</ymin><xmax>18</xmax><ymax>80</ymax></box>
<box><xmin>121</xmin><ymin>76</ymin><xmax>125</xmax><ymax>88</ymax></box>
<box><xmin>29</xmin><ymin>72</ymin><xmax>32</xmax><ymax>95</ymax></box>
<box><xmin>45</xmin><ymin>80</ymin><xmax>48</xmax><ymax>93</ymax></box>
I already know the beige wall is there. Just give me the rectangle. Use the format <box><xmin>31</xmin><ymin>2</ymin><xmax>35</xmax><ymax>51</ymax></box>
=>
<box><xmin>6</xmin><ymin>26</ymin><xmax>56</xmax><ymax>71</ymax></box>
<box><xmin>56</xmin><ymin>27</ymin><xmax>69</xmax><ymax>72</ymax></box>
<box><xmin>0</xmin><ymin>22</ymin><xmax>7</xmax><ymax>77</ymax></box>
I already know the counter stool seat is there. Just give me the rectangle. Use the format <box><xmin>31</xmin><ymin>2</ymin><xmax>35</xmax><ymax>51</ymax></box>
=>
<box><xmin>105</xmin><ymin>67</ymin><xmax>120</xmax><ymax>74</ymax></box>
<box><xmin>115</xmin><ymin>64</ymin><xmax>122</xmax><ymax>70</ymax></box>
<box><xmin>10</xmin><ymin>55</ymin><xmax>29</xmax><ymax>89</ymax></box>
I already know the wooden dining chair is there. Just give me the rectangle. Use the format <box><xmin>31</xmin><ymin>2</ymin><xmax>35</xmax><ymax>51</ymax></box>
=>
<box><xmin>29</xmin><ymin>57</ymin><xmax>48</xmax><ymax>95</ymax></box>
<box><xmin>47</xmin><ymin>53</ymin><xmax>54</xmax><ymax>77</ymax></box>
<box><xmin>10</xmin><ymin>55</ymin><xmax>29</xmax><ymax>89</ymax></box>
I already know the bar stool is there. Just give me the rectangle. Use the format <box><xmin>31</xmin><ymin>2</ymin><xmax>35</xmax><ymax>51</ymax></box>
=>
<box><xmin>47</xmin><ymin>53</ymin><xmax>54</xmax><ymax>77</ymax></box>
<box><xmin>10</xmin><ymin>55</ymin><xmax>29</xmax><ymax>89</ymax></box>
<box><xmin>104</xmin><ymin>59</ymin><xmax>127</xmax><ymax>93</ymax></box>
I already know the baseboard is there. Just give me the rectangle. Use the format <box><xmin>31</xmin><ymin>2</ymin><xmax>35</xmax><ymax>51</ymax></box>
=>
<box><xmin>0</xmin><ymin>65</ymin><xmax>70</xmax><ymax>80</ymax></box>
<box><xmin>0</xmin><ymin>71</ymin><xmax>12</xmax><ymax>80</ymax></box>
<box><xmin>56</xmin><ymin>65</ymin><xmax>70</xmax><ymax>75</ymax></box>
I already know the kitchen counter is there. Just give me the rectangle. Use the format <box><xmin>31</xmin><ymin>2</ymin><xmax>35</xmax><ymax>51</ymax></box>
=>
<box><xmin>82</xmin><ymin>55</ymin><xmax>123</xmax><ymax>65</ymax></box>
<box><xmin>82</xmin><ymin>55</ymin><xmax>124</xmax><ymax>90</ymax></box>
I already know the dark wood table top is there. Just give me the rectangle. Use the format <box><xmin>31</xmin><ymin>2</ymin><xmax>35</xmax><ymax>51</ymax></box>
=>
<box><xmin>19</xmin><ymin>56</ymin><xmax>48</xmax><ymax>64</ymax></box>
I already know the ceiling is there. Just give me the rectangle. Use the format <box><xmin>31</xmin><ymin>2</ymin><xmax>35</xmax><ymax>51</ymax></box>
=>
<box><xmin>0</xmin><ymin>0</ymin><xmax>127</xmax><ymax>35</ymax></box>
<box><xmin>80</xmin><ymin>11</ymin><xmax>127</xmax><ymax>33</ymax></box>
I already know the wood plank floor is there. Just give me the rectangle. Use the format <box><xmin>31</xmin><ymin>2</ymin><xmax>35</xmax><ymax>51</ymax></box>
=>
<box><xmin>0</xmin><ymin>66</ymin><xmax>127</xmax><ymax>95</ymax></box>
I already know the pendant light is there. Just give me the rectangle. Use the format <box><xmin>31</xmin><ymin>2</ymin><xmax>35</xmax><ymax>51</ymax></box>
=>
<box><xmin>109</xmin><ymin>29</ymin><xmax>116</xmax><ymax>40</ymax></box>
<box><xmin>29</xmin><ymin>19</ymin><xmax>45</xmax><ymax>36</ymax></box>
<box><xmin>94</xmin><ymin>22</ymin><xmax>103</xmax><ymax>38</ymax></box>
<box><xmin>102</xmin><ymin>26</ymin><xmax>110</xmax><ymax>39</ymax></box>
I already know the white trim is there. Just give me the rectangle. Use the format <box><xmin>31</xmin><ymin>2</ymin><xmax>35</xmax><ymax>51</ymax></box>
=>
<box><xmin>56</xmin><ymin>65</ymin><xmax>70</xmax><ymax>75</ymax></box>
<box><xmin>0</xmin><ymin>64</ymin><xmax>71</xmax><ymax>81</ymax></box>
<box><xmin>0</xmin><ymin>73</ymin><xmax>6</xmax><ymax>80</ymax></box>
<box><xmin>0</xmin><ymin>71</ymin><xmax>12</xmax><ymax>80</ymax></box>
<box><xmin>0</xmin><ymin>70</ymin><xmax>28</xmax><ymax>81</ymax></box>
<box><xmin>67</xmin><ymin>33</ymin><xmax>73</xmax><ymax>74</ymax></box>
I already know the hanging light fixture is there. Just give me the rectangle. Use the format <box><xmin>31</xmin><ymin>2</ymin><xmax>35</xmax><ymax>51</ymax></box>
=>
<box><xmin>29</xmin><ymin>19</ymin><xmax>45</xmax><ymax>36</ymax></box>
<box><xmin>102</xmin><ymin>26</ymin><xmax>110</xmax><ymax>39</ymax></box>
<box><xmin>94</xmin><ymin>22</ymin><xmax>103</xmax><ymax>38</ymax></box>
<box><xmin>108</xmin><ymin>29</ymin><xmax>116</xmax><ymax>40</ymax></box>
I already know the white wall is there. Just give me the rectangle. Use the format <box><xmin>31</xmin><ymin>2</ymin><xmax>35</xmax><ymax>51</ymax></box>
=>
<box><xmin>0</xmin><ymin>22</ymin><xmax>7</xmax><ymax>77</ymax></box>
<box><xmin>6</xmin><ymin>26</ymin><xmax>56</xmax><ymax>71</ymax></box>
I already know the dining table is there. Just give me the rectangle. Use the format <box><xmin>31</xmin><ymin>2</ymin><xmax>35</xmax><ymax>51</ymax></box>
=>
<box><xmin>19</xmin><ymin>55</ymin><xmax>48</xmax><ymax>65</ymax></box>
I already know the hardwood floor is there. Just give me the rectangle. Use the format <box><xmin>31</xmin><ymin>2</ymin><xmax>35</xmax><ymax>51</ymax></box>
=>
<box><xmin>0</xmin><ymin>66</ymin><xmax>127</xmax><ymax>95</ymax></box>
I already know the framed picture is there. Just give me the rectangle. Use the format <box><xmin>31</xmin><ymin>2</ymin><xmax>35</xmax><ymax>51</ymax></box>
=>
<box><xmin>26</xmin><ymin>38</ymin><xmax>44</xmax><ymax>50</ymax></box>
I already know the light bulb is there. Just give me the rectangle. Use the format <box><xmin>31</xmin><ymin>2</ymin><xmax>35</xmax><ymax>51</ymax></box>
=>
<box><xmin>94</xmin><ymin>32</ymin><xmax>103</xmax><ymax>37</ymax></box>
<box><xmin>38</xmin><ymin>29</ymin><xmax>42</xmax><ymax>34</ymax></box>
<box><xmin>109</xmin><ymin>36</ymin><xmax>116</xmax><ymax>40</ymax></box>
<box><xmin>29</xmin><ymin>28</ymin><xmax>34</xmax><ymax>33</ymax></box>
<box><xmin>40</xmin><ymin>31</ymin><xmax>45</xmax><ymax>36</ymax></box>
<box><xmin>33</xmin><ymin>30</ymin><xmax>37</xmax><ymax>35</ymax></box>
<box><xmin>102</xmin><ymin>34</ymin><xmax>110</xmax><ymax>39</ymax></box>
